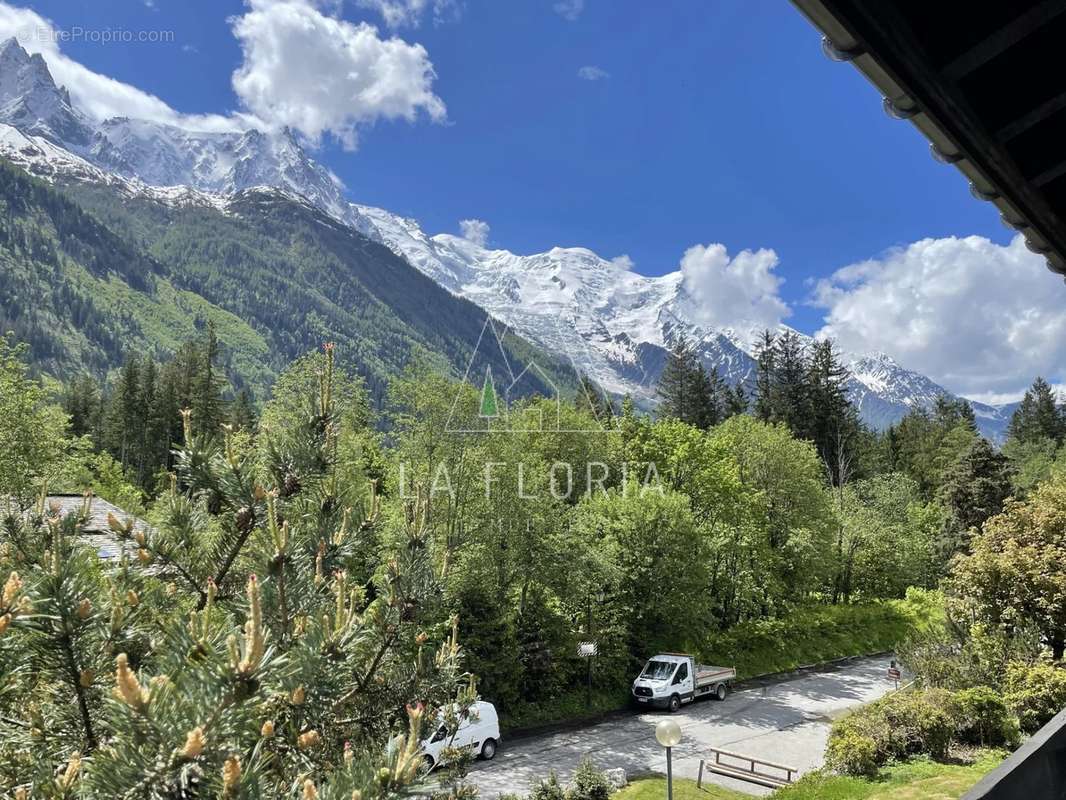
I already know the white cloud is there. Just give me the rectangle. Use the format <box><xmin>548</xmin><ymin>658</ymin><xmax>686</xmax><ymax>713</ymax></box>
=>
<box><xmin>0</xmin><ymin>1</ymin><xmax>446</xmax><ymax>146</ymax></box>
<box><xmin>610</xmin><ymin>254</ymin><xmax>634</xmax><ymax>271</ymax></box>
<box><xmin>353</xmin><ymin>0</ymin><xmax>461</xmax><ymax>28</ymax></box>
<box><xmin>577</xmin><ymin>65</ymin><xmax>608</xmax><ymax>81</ymax></box>
<box><xmin>0</xmin><ymin>3</ymin><xmax>242</xmax><ymax>131</ymax></box>
<box><xmin>679</xmin><ymin>243</ymin><xmax>789</xmax><ymax>334</ymax></box>
<box><xmin>813</xmin><ymin>235</ymin><xmax>1066</xmax><ymax>398</ymax></box>
<box><xmin>231</xmin><ymin>0</ymin><xmax>446</xmax><ymax>149</ymax></box>
<box><xmin>553</xmin><ymin>0</ymin><xmax>584</xmax><ymax>21</ymax></box>
<box><xmin>459</xmin><ymin>218</ymin><xmax>489</xmax><ymax>247</ymax></box>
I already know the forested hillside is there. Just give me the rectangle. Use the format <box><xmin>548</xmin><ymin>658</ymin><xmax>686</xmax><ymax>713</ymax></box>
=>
<box><xmin>0</xmin><ymin>158</ymin><xmax>571</xmax><ymax>405</ymax></box>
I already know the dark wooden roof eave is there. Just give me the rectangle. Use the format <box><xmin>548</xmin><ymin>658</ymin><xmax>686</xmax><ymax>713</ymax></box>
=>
<box><xmin>791</xmin><ymin>0</ymin><xmax>1066</xmax><ymax>283</ymax></box>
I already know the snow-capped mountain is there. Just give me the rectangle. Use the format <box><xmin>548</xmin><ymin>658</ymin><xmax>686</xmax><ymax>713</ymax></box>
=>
<box><xmin>0</xmin><ymin>36</ymin><xmax>1016</xmax><ymax>439</ymax></box>
<box><xmin>343</xmin><ymin>212</ymin><xmax>1015</xmax><ymax>437</ymax></box>
<box><xmin>0</xmin><ymin>38</ymin><xmax>345</xmax><ymax>213</ymax></box>
<box><xmin>0</xmin><ymin>38</ymin><xmax>93</xmax><ymax>147</ymax></box>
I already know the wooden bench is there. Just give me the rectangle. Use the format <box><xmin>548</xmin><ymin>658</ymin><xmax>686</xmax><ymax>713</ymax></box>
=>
<box><xmin>697</xmin><ymin>747</ymin><xmax>798</xmax><ymax>789</ymax></box>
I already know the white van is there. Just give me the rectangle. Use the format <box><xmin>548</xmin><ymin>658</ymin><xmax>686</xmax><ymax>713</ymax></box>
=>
<box><xmin>421</xmin><ymin>700</ymin><xmax>500</xmax><ymax>771</ymax></box>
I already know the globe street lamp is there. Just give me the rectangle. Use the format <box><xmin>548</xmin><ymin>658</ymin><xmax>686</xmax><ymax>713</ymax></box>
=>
<box><xmin>655</xmin><ymin>719</ymin><xmax>682</xmax><ymax>800</ymax></box>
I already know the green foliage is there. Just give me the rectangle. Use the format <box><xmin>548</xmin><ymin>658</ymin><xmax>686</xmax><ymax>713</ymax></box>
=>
<box><xmin>1007</xmin><ymin>377</ymin><xmax>1064</xmax><ymax>446</ymax></box>
<box><xmin>529</xmin><ymin>772</ymin><xmax>568</xmax><ymax>800</ymax></box>
<box><xmin>825</xmin><ymin>729</ymin><xmax>879</xmax><ymax>777</ymax></box>
<box><xmin>827</xmin><ymin>689</ymin><xmax>958</xmax><ymax>776</ymax></box>
<box><xmin>703</xmin><ymin>589</ymin><xmax>942</xmax><ymax>680</ymax></box>
<box><xmin>0</xmin><ymin>335</ymin><xmax>73</xmax><ymax>505</ymax></box>
<box><xmin>883</xmin><ymin>397</ymin><xmax>978</xmax><ymax>499</ymax></box>
<box><xmin>952</xmin><ymin>687</ymin><xmax>1019</xmax><ymax>747</ymax></box>
<box><xmin>567</xmin><ymin>757</ymin><xmax>614</xmax><ymax>800</ymax></box>
<box><xmin>900</xmin><ymin>620</ymin><xmax>1042</xmax><ymax>692</ymax></box>
<box><xmin>948</xmin><ymin>474</ymin><xmax>1066</xmax><ymax>659</ymax></box>
<box><xmin>1003</xmin><ymin>436</ymin><xmax>1061</xmax><ymax>496</ymax></box>
<box><xmin>828</xmin><ymin>473</ymin><xmax>942</xmax><ymax>603</ymax></box>
<box><xmin>751</xmin><ymin>331</ymin><xmax>861</xmax><ymax>484</ymax></box>
<box><xmin>0</xmin><ymin>344</ymin><xmax>473</xmax><ymax>798</ymax></box>
<box><xmin>936</xmin><ymin>437</ymin><xmax>1012</xmax><ymax>557</ymax></box>
<box><xmin>827</xmin><ymin>684</ymin><xmax>1018</xmax><ymax>779</ymax></box>
<box><xmin>774</xmin><ymin>751</ymin><xmax>1005</xmax><ymax>800</ymax></box>
<box><xmin>574</xmin><ymin>489</ymin><xmax>706</xmax><ymax>660</ymax></box>
<box><xmin>1003</xmin><ymin>662</ymin><xmax>1066</xmax><ymax>733</ymax></box>
<box><xmin>708</xmin><ymin>415</ymin><xmax>835</xmax><ymax>615</ymax></box>
<box><xmin>655</xmin><ymin>334</ymin><xmax>737</xmax><ymax>430</ymax></box>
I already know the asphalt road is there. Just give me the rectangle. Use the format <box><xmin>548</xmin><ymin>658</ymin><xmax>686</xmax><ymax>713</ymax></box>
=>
<box><xmin>465</xmin><ymin>654</ymin><xmax>899</xmax><ymax>797</ymax></box>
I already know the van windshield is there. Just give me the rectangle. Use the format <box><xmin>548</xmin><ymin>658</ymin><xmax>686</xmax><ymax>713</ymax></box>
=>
<box><xmin>641</xmin><ymin>660</ymin><xmax>676</xmax><ymax>680</ymax></box>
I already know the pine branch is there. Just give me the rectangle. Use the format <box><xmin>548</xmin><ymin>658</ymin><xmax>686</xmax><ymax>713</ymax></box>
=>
<box><xmin>58</xmin><ymin>623</ymin><xmax>96</xmax><ymax>751</ymax></box>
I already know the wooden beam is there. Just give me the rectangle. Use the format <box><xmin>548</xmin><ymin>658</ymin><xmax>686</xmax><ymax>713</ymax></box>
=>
<box><xmin>997</xmin><ymin>88</ymin><xmax>1066</xmax><ymax>141</ymax></box>
<box><xmin>941</xmin><ymin>0</ymin><xmax>1066</xmax><ymax>82</ymax></box>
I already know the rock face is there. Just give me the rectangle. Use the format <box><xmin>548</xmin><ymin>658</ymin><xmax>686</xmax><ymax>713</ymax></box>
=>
<box><xmin>0</xmin><ymin>36</ymin><xmax>1018</xmax><ymax>438</ymax></box>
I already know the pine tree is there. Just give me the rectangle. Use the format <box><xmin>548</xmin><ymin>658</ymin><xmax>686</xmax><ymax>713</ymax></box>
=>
<box><xmin>146</xmin><ymin>362</ymin><xmax>182</xmax><ymax>487</ymax></box>
<box><xmin>688</xmin><ymin>363</ymin><xmax>715</xmax><ymax>430</ymax></box>
<box><xmin>657</xmin><ymin>334</ymin><xmax>696</xmax><ymax>424</ymax></box>
<box><xmin>136</xmin><ymin>358</ymin><xmax>157</xmax><ymax>487</ymax></box>
<box><xmin>577</xmin><ymin>374</ymin><xmax>613</xmax><ymax>425</ymax></box>
<box><xmin>771</xmin><ymin>330</ymin><xmax>811</xmax><ymax>435</ymax></box>
<box><xmin>933</xmin><ymin>394</ymin><xmax>976</xmax><ymax>432</ymax></box>
<box><xmin>807</xmin><ymin>339</ymin><xmax>858</xmax><ymax>484</ymax></box>
<box><xmin>753</xmin><ymin>329</ymin><xmax>777</xmax><ymax>421</ymax></box>
<box><xmin>64</xmin><ymin>374</ymin><xmax>103</xmax><ymax>439</ymax></box>
<box><xmin>1008</xmin><ymin>377</ymin><xmax>1064</xmax><ymax>445</ymax></box>
<box><xmin>938</xmin><ymin>436</ymin><xmax>1013</xmax><ymax>557</ymax></box>
<box><xmin>725</xmin><ymin>383</ymin><xmax>747</xmax><ymax>419</ymax></box>
<box><xmin>190</xmin><ymin>322</ymin><xmax>228</xmax><ymax>437</ymax></box>
<box><xmin>107</xmin><ymin>356</ymin><xmax>143</xmax><ymax>470</ymax></box>
<box><xmin>230</xmin><ymin>387</ymin><xmax>258</xmax><ymax>432</ymax></box>
<box><xmin>0</xmin><ymin>344</ymin><xmax>474</xmax><ymax>797</ymax></box>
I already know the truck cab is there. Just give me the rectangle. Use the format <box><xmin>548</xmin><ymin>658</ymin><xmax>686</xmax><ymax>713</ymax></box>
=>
<box><xmin>632</xmin><ymin>653</ymin><xmax>735</xmax><ymax>712</ymax></box>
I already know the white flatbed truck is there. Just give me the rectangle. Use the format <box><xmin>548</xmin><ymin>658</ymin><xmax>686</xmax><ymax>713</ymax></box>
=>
<box><xmin>631</xmin><ymin>653</ymin><xmax>736</xmax><ymax>712</ymax></box>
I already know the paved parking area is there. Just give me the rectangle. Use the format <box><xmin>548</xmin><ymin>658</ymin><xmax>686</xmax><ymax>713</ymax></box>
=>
<box><xmin>466</xmin><ymin>654</ymin><xmax>898</xmax><ymax>797</ymax></box>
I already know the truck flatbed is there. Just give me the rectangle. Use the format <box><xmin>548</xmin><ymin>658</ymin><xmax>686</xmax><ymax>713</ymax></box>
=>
<box><xmin>695</xmin><ymin>665</ymin><xmax>737</xmax><ymax>685</ymax></box>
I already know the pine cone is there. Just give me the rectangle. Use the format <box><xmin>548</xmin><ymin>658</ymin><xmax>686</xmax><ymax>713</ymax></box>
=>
<box><xmin>282</xmin><ymin>472</ymin><xmax>301</xmax><ymax>497</ymax></box>
<box><xmin>235</xmin><ymin>506</ymin><xmax>255</xmax><ymax>533</ymax></box>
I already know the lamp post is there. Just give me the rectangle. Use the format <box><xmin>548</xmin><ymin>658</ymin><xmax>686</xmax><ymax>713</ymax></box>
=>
<box><xmin>655</xmin><ymin>719</ymin><xmax>682</xmax><ymax>800</ymax></box>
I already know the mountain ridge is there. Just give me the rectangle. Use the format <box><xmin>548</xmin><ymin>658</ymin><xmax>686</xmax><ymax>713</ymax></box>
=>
<box><xmin>0</xmin><ymin>36</ymin><xmax>1016</xmax><ymax>439</ymax></box>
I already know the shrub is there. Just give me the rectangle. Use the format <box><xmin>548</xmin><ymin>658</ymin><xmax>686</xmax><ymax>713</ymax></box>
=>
<box><xmin>529</xmin><ymin>771</ymin><xmax>567</xmax><ymax>800</ymax></box>
<box><xmin>825</xmin><ymin>728</ymin><xmax>879</xmax><ymax>777</ymax></box>
<box><xmin>952</xmin><ymin>686</ymin><xmax>1020</xmax><ymax>747</ymax></box>
<box><xmin>824</xmin><ymin>688</ymin><xmax>958</xmax><ymax>775</ymax></box>
<box><xmin>877</xmin><ymin>688</ymin><xmax>957</xmax><ymax>760</ymax></box>
<box><xmin>1004</xmin><ymin>662</ymin><xmax>1066</xmax><ymax>733</ymax></box>
<box><xmin>567</xmin><ymin>757</ymin><xmax>615</xmax><ymax>800</ymax></box>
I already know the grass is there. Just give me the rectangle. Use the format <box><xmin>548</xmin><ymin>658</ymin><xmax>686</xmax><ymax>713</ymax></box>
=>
<box><xmin>613</xmin><ymin>752</ymin><xmax>1003</xmax><ymax>800</ymax></box>
<box><xmin>772</xmin><ymin>751</ymin><xmax>1005</xmax><ymax>800</ymax></box>
<box><xmin>701</xmin><ymin>589</ymin><xmax>944</xmax><ymax>680</ymax></box>
<box><xmin>613</xmin><ymin>776</ymin><xmax>751</xmax><ymax>800</ymax></box>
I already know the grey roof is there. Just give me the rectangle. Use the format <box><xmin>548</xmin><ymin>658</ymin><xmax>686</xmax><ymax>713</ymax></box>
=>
<box><xmin>44</xmin><ymin>494</ymin><xmax>149</xmax><ymax>561</ymax></box>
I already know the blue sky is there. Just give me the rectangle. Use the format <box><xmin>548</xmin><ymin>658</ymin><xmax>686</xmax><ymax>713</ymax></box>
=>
<box><xmin>22</xmin><ymin>0</ymin><xmax>1010</xmax><ymax>335</ymax></box>
<box><xmin>5</xmin><ymin>0</ymin><xmax>1063</xmax><ymax>400</ymax></box>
